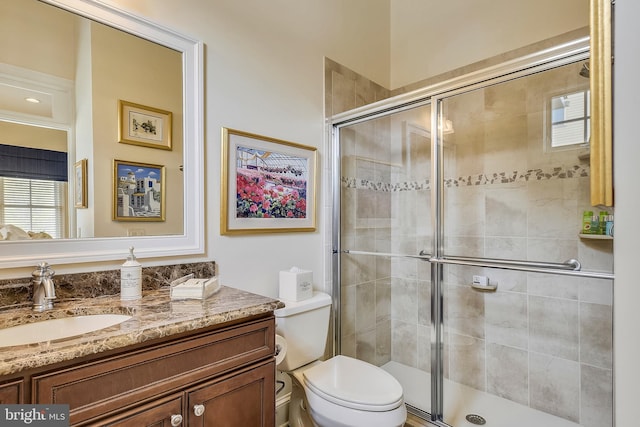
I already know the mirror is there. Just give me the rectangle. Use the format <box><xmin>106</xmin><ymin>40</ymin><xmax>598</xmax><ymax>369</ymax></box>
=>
<box><xmin>0</xmin><ymin>0</ymin><xmax>204</xmax><ymax>268</ymax></box>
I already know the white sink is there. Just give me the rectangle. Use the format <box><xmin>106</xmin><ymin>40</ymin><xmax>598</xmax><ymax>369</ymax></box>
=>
<box><xmin>0</xmin><ymin>314</ymin><xmax>132</xmax><ymax>347</ymax></box>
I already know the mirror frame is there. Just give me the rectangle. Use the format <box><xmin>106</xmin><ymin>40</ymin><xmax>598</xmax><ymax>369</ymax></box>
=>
<box><xmin>0</xmin><ymin>0</ymin><xmax>204</xmax><ymax>269</ymax></box>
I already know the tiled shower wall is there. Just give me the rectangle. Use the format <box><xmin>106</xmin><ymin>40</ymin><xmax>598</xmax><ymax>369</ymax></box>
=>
<box><xmin>328</xmin><ymin>56</ymin><xmax>613</xmax><ymax>426</ymax></box>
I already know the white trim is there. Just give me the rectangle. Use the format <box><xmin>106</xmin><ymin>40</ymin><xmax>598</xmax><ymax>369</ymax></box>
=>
<box><xmin>0</xmin><ymin>63</ymin><xmax>74</xmax><ymax>127</ymax></box>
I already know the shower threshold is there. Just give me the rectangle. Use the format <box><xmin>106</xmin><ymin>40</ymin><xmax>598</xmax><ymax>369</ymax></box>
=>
<box><xmin>382</xmin><ymin>361</ymin><xmax>581</xmax><ymax>427</ymax></box>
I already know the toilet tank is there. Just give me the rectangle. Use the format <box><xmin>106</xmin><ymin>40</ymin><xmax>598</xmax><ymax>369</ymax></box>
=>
<box><xmin>274</xmin><ymin>292</ymin><xmax>332</xmax><ymax>372</ymax></box>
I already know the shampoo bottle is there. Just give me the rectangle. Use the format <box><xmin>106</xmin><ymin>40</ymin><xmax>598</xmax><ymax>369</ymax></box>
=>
<box><xmin>582</xmin><ymin>211</ymin><xmax>593</xmax><ymax>234</ymax></box>
<box><xmin>121</xmin><ymin>246</ymin><xmax>142</xmax><ymax>300</ymax></box>
<box><xmin>599</xmin><ymin>211</ymin><xmax>609</xmax><ymax>235</ymax></box>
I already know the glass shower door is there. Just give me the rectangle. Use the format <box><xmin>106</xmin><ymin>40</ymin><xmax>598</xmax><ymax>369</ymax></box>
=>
<box><xmin>336</xmin><ymin>102</ymin><xmax>434</xmax><ymax>417</ymax></box>
<box><xmin>438</xmin><ymin>61</ymin><xmax>614</xmax><ymax>427</ymax></box>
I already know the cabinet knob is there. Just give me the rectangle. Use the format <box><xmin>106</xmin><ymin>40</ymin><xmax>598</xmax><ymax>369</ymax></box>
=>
<box><xmin>193</xmin><ymin>404</ymin><xmax>206</xmax><ymax>417</ymax></box>
<box><xmin>170</xmin><ymin>414</ymin><xmax>183</xmax><ymax>426</ymax></box>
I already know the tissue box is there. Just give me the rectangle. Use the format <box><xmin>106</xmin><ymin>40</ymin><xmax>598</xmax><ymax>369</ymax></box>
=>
<box><xmin>279</xmin><ymin>268</ymin><xmax>313</xmax><ymax>301</ymax></box>
<box><xmin>170</xmin><ymin>277</ymin><xmax>220</xmax><ymax>300</ymax></box>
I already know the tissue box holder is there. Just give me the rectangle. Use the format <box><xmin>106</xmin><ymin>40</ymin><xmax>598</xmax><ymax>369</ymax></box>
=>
<box><xmin>279</xmin><ymin>269</ymin><xmax>313</xmax><ymax>301</ymax></box>
<box><xmin>170</xmin><ymin>276</ymin><xmax>220</xmax><ymax>300</ymax></box>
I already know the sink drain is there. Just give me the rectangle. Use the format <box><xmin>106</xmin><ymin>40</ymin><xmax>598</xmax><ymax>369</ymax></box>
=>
<box><xmin>465</xmin><ymin>414</ymin><xmax>486</xmax><ymax>425</ymax></box>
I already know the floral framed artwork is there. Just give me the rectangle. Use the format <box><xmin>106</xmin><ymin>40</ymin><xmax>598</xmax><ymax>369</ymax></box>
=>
<box><xmin>221</xmin><ymin>127</ymin><xmax>317</xmax><ymax>234</ymax></box>
<box><xmin>113</xmin><ymin>159</ymin><xmax>166</xmax><ymax>222</ymax></box>
<box><xmin>74</xmin><ymin>159</ymin><xmax>88</xmax><ymax>208</ymax></box>
<box><xmin>118</xmin><ymin>100</ymin><xmax>172</xmax><ymax>150</ymax></box>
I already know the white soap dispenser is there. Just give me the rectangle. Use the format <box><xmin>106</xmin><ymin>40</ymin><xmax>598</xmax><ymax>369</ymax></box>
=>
<box><xmin>120</xmin><ymin>246</ymin><xmax>142</xmax><ymax>301</ymax></box>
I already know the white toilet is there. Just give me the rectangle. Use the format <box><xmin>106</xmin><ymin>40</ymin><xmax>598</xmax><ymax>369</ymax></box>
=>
<box><xmin>274</xmin><ymin>292</ymin><xmax>407</xmax><ymax>427</ymax></box>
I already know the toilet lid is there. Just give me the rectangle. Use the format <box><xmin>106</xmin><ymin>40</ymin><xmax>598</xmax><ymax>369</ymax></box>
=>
<box><xmin>302</xmin><ymin>355</ymin><xmax>404</xmax><ymax>412</ymax></box>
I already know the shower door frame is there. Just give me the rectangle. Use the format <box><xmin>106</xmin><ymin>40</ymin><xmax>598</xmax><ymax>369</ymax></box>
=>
<box><xmin>330</xmin><ymin>36</ymin><xmax>614</xmax><ymax>424</ymax></box>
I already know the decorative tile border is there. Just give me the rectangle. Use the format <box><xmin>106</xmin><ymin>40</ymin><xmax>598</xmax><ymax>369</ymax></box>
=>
<box><xmin>342</xmin><ymin>164</ymin><xmax>589</xmax><ymax>191</ymax></box>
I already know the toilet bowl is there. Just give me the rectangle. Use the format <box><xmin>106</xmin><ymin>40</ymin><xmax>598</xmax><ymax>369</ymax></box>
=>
<box><xmin>274</xmin><ymin>291</ymin><xmax>407</xmax><ymax>427</ymax></box>
<box><xmin>290</xmin><ymin>356</ymin><xmax>407</xmax><ymax>427</ymax></box>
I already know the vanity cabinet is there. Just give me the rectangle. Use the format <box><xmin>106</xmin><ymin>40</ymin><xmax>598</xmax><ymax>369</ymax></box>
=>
<box><xmin>25</xmin><ymin>315</ymin><xmax>275</xmax><ymax>426</ymax></box>
<box><xmin>100</xmin><ymin>360</ymin><xmax>275</xmax><ymax>427</ymax></box>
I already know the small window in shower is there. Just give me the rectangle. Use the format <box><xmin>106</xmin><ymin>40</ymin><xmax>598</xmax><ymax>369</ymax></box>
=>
<box><xmin>547</xmin><ymin>89</ymin><xmax>590</xmax><ymax>151</ymax></box>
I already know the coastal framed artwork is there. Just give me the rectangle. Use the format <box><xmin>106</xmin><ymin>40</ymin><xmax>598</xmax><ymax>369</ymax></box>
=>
<box><xmin>113</xmin><ymin>159</ymin><xmax>166</xmax><ymax>222</ymax></box>
<box><xmin>74</xmin><ymin>158</ymin><xmax>88</xmax><ymax>208</ymax></box>
<box><xmin>221</xmin><ymin>127</ymin><xmax>317</xmax><ymax>235</ymax></box>
<box><xmin>118</xmin><ymin>100</ymin><xmax>172</xmax><ymax>150</ymax></box>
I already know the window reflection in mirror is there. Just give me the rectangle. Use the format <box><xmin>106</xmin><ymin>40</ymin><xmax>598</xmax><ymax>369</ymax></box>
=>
<box><xmin>544</xmin><ymin>61</ymin><xmax>591</xmax><ymax>154</ymax></box>
<box><xmin>0</xmin><ymin>0</ymin><xmax>184</xmax><ymax>241</ymax></box>
<box><xmin>550</xmin><ymin>90</ymin><xmax>591</xmax><ymax>149</ymax></box>
<box><xmin>0</xmin><ymin>122</ymin><xmax>68</xmax><ymax>240</ymax></box>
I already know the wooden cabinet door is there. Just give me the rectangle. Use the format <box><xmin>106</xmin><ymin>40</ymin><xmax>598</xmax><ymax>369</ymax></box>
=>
<box><xmin>99</xmin><ymin>394</ymin><xmax>184</xmax><ymax>427</ymax></box>
<box><xmin>186</xmin><ymin>360</ymin><xmax>275</xmax><ymax>427</ymax></box>
<box><xmin>0</xmin><ymin>379</ymin><xmax>23</xmax><ymax>404</ymax></box>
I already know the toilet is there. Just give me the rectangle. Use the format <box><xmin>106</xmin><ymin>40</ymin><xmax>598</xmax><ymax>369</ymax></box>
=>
<box><xmin>274</xmin><ymin>292</ymin><xmax>407</xmax><ymax>427</ymax></box>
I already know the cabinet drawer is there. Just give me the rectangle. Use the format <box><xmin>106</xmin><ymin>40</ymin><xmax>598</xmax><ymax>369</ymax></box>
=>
<box><xmin>33</xmin><ymin>318</ymin><xmax>274</xmax><ymax>425</ymax></box>
<box><xmin>0</xmin><ymin>379</ymin><xmax>23</xmax><ymax>404</ymax></box>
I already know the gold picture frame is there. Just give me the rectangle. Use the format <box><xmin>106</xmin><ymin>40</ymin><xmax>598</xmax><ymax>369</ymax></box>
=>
<box><xmin>113</xmin><ymin>159</ymin><xmax>166</xmax><ymax>222</ymax></box>
<box><xmin>221</xmin><ymin>127</ymin><xmax>317</xmax><ymax>235</ymax></box>
<box><xmin>74</xmin><ymin>159</ymin><xmax>88</xmax><ymax>208</ymax></box>
<box><xmin>118</xmin><ymin>100</ymin><xmax>172</xmax><ymax>150</ymax></box>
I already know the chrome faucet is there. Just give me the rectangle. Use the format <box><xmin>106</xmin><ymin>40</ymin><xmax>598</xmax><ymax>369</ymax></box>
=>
<box><xmin>32</xmin><ymin>262</ymin><xmax>56</xmax><ymax>312</ymax></box>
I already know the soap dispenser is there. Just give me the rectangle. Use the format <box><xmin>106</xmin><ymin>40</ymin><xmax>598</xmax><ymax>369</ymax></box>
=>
<box><xmin>120</xmin><ymin>246</ymin><xmax>142</xmax><ymax>300</ymax></box>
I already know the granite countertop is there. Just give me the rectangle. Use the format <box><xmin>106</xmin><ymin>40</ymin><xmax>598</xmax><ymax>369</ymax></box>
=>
<box><xmin>0</xmin><ymin>286</ymin><xmax>284</xmax><ymax>376</ymax></box>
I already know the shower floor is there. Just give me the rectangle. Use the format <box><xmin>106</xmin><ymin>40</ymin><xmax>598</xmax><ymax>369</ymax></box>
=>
<box><xmin>382</xmin><ymin>361</ymin><xmax>581</xmax><ymax>427</ymax></box>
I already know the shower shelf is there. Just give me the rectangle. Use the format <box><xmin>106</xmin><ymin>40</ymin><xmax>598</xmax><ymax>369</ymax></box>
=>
<box><xmin>579</xmin><ymin>233</ymin><xmax>613</xmax><ymax>240</ymax></box>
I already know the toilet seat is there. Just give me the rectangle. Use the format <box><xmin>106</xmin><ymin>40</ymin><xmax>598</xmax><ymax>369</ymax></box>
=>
<box><xmin>302</xmin><ymin>355</ymin><xmax>404</xmax><ymax>412</ymax></box>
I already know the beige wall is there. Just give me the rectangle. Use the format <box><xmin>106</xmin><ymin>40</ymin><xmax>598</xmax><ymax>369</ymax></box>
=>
<box><xmin>89</xmin><ymin>21</ymin><xmax>183</xmax><ymax>238</ymax></box>
<box><xmin>389</xmin><ymin>0</ymin><xmax>589</xmax><ymax>89</ymax></box>
<box><xmin>0</xmin><ymin>122</ymin><xmax>67</xmax><ymax>152</ymax></box>
<box><xmin>0</xmin><ymin>0</ymin><xmax>76</xmax><ymax>80</ymax></box>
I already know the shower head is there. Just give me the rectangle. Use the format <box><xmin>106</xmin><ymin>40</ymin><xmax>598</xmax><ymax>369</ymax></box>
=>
<box><xmin>579</xmin><ymin>62</ymin><xmax>590</xmax><ymax>78</ymax></box>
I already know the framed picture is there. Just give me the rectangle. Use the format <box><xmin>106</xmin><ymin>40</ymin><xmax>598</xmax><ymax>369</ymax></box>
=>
<box><xmin>118</xmin><ymin>100</ymin><xmax>172</xmax><ymax>150</ymax></box>
<box><xmin>221</xmin><ymin>127</ymin><xmax>317</xmax><ymax>234</ymax></box>
<box><xmin>74</xmin><ymin>159</ymin><xmax>88</xmax><ymax>208</ymax></box>
<box><xmin>113</xmin><ymin>159</ymin><xmax>166</xmax><ymax>222</ymax></box>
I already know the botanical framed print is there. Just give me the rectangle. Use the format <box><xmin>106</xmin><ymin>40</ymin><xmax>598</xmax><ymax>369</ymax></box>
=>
<box><xmin>118</xmin><ymin>100</ymin><xmax>172</xmax><ymax>150</ymax></box>
<box><xmin>221</xmin><ymin>127</ymin><xmax>317</xmax><ymax>234</ymax></box>
<box><xmin>74</xmin><ymin>159</ymin><xmax>88</xmax><ymax>208</ymax></box>
<box><xmin>113</xmin><ymin>159</ymin><xmax>165</xmax><ymax>221</ymax></box>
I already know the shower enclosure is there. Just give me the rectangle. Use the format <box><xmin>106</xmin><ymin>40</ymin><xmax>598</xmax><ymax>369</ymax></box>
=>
<box><xmin>330</xmin><ymin>38</ymin><xmax>614</xmax><ymax>427</ymax></box>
